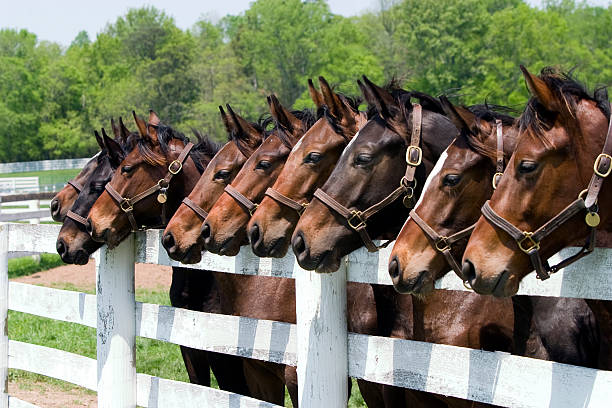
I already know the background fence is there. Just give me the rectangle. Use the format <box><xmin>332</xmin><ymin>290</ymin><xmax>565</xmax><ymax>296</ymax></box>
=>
<box><xmin>0</xmin><ymin>158</ymin><xmax>90</xmax><ymax>174</ymax></box>
<box><xmin>2</xmin><ymin>223</ymin><xmax>612</xmax><ymax>407</ymax></box>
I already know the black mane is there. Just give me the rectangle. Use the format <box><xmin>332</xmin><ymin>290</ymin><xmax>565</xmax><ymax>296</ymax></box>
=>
<box><xmin>275</xmin><ymin>108</ymin><xmax>317</xmax><ymax>149</ymax></box>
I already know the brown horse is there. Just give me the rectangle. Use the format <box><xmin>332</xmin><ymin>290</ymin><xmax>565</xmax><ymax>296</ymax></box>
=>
<box><xmin>462</xmin><ymin>66</ymin><xmax>612</xmax><ymax>369</ymax></box>
<box><xmin>200</xmin><ymin>98</ymin><xmax>317</xmax><ymax>256</ymax></box>
<box><xmin>247</xmin><ymin>77</ymin><xmax>368</xmax><ymax>257</ymax></box>
<box><xmin>388</xmin><ymin>99</ymin><xmax>599</xmax><ymax>368</ymax></box>
<box><xmin>162</xmin><ymin>105</ymin><xmax>273</xmax><ymax>263</ymax></box>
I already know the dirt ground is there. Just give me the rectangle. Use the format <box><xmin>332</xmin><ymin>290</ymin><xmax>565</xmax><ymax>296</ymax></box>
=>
<box><xmin>9</xmin><ymin>260</ymin><xmax>173</xmax><ymax>407</ymax></box>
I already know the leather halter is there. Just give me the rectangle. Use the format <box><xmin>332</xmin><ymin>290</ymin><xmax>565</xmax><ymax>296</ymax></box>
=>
<box><xmin>67</xmin><ymin>180</ymin><xmax>83</xmax><ymax>193</ymax></box>
<box><xmin>181</xmin><ymin>197</ymin><xmax>208</xmax><ymax>220</ymax></box>
<box><xmin>104</xmin><ymin>142</ymin><xmax>194</xmax><ymax>232</ymax></box>
<box><xmin>410</xmin><ymin>120</ymin><xmax>503</xmax><ymax>275</ymax></box>
<box><xmin>224</xmin><ymin>184</ymin><xmax>259</xmax><ymax>217</ymax></box>
<box><xmin>264</xmin><ymin>187</ymin><xmax>308</xmax><ymax>215</ymax></box>
<box><xmin>64</xmin><ymin>180</ymin><xmax>87</xmax><ymax>226</ymax></box>
<box><xmin>480</xmin><ymin>111</ymin><xmax>612</xmax><ymax>280</ymax></box>
<box><xmin>313</xmin><ymin>103</ymin><xmax>423</xmax><ymax>252</ymax></box>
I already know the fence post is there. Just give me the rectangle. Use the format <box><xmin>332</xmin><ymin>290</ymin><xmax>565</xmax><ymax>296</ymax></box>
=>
<box><xmin>96</xmin><ymin>234</ymin><xmax>136</xmax><ymax>408</ymax></box>
<box><xmin>295</xmin><ymin>260</ymin><xmax>348</xmax><ymax>407</ymax></box>
<box><xmin>0</xmin><ymin>224</ymin><xmax>8</xmax><ymax>408</ymax></box>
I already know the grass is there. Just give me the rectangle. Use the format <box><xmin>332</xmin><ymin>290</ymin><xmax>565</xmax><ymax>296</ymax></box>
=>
<box><xmin>0</xmin><ymin>168</ymin><xmax>81</xmax><ymax>187</ymax></box>
<box><xmin>8</xmin><ymin>254</ymin><xmax>65</xmax><ymax>279</ymax></box>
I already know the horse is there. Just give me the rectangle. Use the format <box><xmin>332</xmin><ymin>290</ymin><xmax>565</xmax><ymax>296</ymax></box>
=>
<box><xmin>162</xmin><ymin>104</ymin><xmax>272</xmax><ymax>263</ymax></box>
<box><xmin>462</xmin><ymin>66</ymin><xmax>612</xmax><ymax>368</ymax></box>
<box><xmin>388</xmin><ymin>98</ymin><xmax>599</xmax><ymax>367</ymax></box>
<box><xmin>291</xmin><ymin>77</ymin><xmax>519</xmax><ymax>407</ymax></box>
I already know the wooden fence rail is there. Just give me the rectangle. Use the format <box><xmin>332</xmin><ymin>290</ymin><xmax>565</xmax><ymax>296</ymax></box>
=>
<box><xmin>1</xmin><ymin>222</ymin><xmax>612</xmax><ymax>407</ymax></box>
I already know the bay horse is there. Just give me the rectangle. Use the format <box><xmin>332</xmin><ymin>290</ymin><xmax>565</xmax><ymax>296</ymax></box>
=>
<box><xmin>292</xmin><ymin>77</ymin><xmax>518</xmax><ymax>407</ymax></box>
<box><xmin>388</xmin><ymin>98</ymin><xmax>599</xmax><ymax>367</ymax></box>
<box><xmin>162</xmin><ymin>104</ymin><xmax>272</xmax><ymax>263</ymax></box>
<box><xmin>462</xmin><ymin>66</ymin><xmax>612</xmax><ymax>368</ymax></box>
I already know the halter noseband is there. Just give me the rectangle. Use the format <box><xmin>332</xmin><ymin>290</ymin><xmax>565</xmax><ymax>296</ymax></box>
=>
<box><xmin>264</xmin><ymin>187</ymin><xmax>309</xmax><ymax>215</ymax></box>
<box><xmin>104</xmin><ymin>142</ymin><xmax>194</xmax><ymax>232</ymax></box>
<box><xmin>480</xmin><ymin>111</ymin><xmax>612</xmax><ymax>280</ymax></box>
<box><xmin>312</xmin><ymin>103</ymin><xmax>423</xmax><ymax>252</ymax></box>
<box><xmin>64</xmin><ymin>180</ymin><xmax>88</xmax><ymax>227</ymax></box>
<box><xmin>410</xmin><ymin>120</ymin><xmax>503</xmax><ymax>276</ymax></box>
<box><xmin>224</xmin><ymin>184</ymin><xmax>260</xmax><ymax>217</ymax></box>
<box><xmin>67</xmin><ymin>180</ymin><xmax>83</xmax><ymax>193</ymax></box>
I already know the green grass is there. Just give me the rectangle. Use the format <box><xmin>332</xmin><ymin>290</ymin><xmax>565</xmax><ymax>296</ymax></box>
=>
<box><xmin>8</xmin><ymin>254</ymin><xmax>65</xmax><ymax>279</ymax></box>
<box><xmin>0</xmin><ymin>168</ymin><xmax>80</xmax><ymax>187</ymax></box>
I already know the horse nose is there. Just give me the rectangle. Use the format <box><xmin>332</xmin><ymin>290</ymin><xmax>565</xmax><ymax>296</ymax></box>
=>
<box><xmin>56</xmin><ymin>238</ymin><xmax>67</xmax><ymax>258</ymax></box>
<box><xmin>292</xmin><ymin>231</ymin><xmax>308</xmax><ymax>260</ymax></box>
<box><xmin>50</xmin><ymin>198</ymin><xmax>60</xmax><ymax>217</ymax></box>
<box><xmin>200</xmin><ymin>222</ymin><xmax>211</xmax><ymax>244</ymax></box>
<box><xmin>248</xmin><ymin>223</ymin><xmax>261</xmax><ymax>246</ymax></box>
<box><xmin>462</xmin><ymin>259</ymin><xmax>476</xmax><ymax>284</ymax></box>
<box><xmin>388</xmin><ymin>256</ymin><xmax>400</xmax><ymax>279</ymax></box>
<box><xmin>162</xmin><ymin>231</ymin><xmax>176</xmax><ymax>253</ymax></box>
<box><xmin>85</xmin><ymin>218</ymin><xmax>93</xmax><ymax>235</ymax></box>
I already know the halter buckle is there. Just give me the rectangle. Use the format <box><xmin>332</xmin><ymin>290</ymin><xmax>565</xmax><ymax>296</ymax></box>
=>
<box><xmin>298</xmin><ymin>202</ymin><xmax>309</xmax><ymax>215</ymax></box>
<box><xmin>492</xmin><ymin>172</ymin><xmax>503</xmax><ymax>190</ymax></box>
<box><xmin>518</xmin><ymin>232</ymin><xmax>539</xmax><ymax>254</ymax></box>
<box><xmin>120</xmin><ymin>199</ymin><xmax>133</xmax><ymax>213</ymax></box>
<box><xmin>168</xmin><ymin>160</ymin><xmax>183</xmax><ymax>175</ymax></box>
<box><xmin>248</xmin><ymin>203</ymin><xmax>259</xmax><ymax>217</ymax></box>
<box><xmin>406</xmin><ymin>146</ymin><xmax>422</xmax><ymax>167</ymax></box>
<box><xmin>593</xmin><ymin>153</ymin><xmax>612</xmax><ymax>178</ymax></box>
<box><xmin>435</xmin><ymin>237</ymin><xmax>450</xmax><ymax>252</ymax></box>
<box><xmin>348</xmin><ymin>210</ymin><xmax>366</xmax><ymax>230</ymax></box>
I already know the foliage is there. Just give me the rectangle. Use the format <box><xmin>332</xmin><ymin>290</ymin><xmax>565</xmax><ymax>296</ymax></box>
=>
<box><xmin>0</xmin><ymin>0</ymin><xmax>610</xmax><ymax>162</ymax></box>
<box><xmin>8</xmin><ymin>254</ymin><xmax>65</xmax><ymax>279</ymax></box>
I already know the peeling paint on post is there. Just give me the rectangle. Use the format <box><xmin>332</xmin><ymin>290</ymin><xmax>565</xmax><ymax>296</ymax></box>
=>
<box><xmin>96</xmin><ymin>235</ymin><xmax>136</xmax><ymax>408</ymax></box>
<box><xmin>295</xmin><ymin>260</ymin><xmax>348</xmax><ymax>407</ymax></box>
<box><xmin>0</xmin><ymin>224</ymin><xmax>8</xmax><ymax>408</ymax></box>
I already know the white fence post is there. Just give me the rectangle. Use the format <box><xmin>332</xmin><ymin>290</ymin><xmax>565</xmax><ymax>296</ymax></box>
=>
<box><xmin>96</xmin><ymin>235</ymin><xmax>136</xmax><ymax>408</ymax></box>
<box><xmin>0</xmin><ymin>224</ymin><xmax>8</xmax><ymax>408</ymax></box>
<box><xmin>27</xmin><ymin>201</ymin><xmax>40</xmax><ymax>225</ymax></box>
<box><xmin>295</xmin><ymin>261</ymin><xmax>348</xmax><ymax>407</ymax></box>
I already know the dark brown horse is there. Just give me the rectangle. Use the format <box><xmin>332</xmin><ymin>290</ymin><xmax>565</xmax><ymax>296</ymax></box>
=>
<box><xmin>462</xmin><ymin>66</ymin><xmax>612</xmax><ymax>369</ymax></box>
<box><xmin>162</xmin><ymin>105</ymin><xmax>272</xmax><ymax>263</ymax></box>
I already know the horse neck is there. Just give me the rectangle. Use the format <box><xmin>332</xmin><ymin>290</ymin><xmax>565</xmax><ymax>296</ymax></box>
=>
<box><xmin>585</xmin><ymin>299</ymin><xmax>612</xmax><ymax>368</ymax></box>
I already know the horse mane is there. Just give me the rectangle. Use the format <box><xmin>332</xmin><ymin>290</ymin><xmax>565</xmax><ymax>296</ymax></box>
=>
<box><xmin>518</xmin><ymin>67</ymin><xmax>610</xmax><ymax>147</ymax></box>
<box><xmin>275</xmin><ymin>108</ymin><xmax>317</xmax><ymax>149</ymax></box>
<box><xmin>460</xmin><ymin>103</ymin><xmax>518</xmax><ymax>162</ymax></box>
<box><xmin>190</xmin><ymin>130</ymin><xmax>221</xmax><ymax>173</ymax></box>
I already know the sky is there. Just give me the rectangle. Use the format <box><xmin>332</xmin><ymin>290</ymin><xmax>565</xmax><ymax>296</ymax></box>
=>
<box><xmin>1</xmin><ymin>0</ymin><xmax>610</xmax><ymax>46</ymax></box>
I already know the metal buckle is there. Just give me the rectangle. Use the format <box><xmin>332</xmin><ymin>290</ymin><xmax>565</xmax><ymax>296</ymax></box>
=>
<box><xmin>435</xmin><ymin>237</ymin><xmax>450</xmax><ymax>252</ymax></box>
<box><xmin>248</xmin><ymin>203</ymin><xmax>259</xmax><ymax>217</ymax></box>
<box><xmin>492</xmin><ymin>172</ymin><xmax>503</xmax><ymax>190</ymax></box>
<box><xmin>593</xmin><ymin>153</ymin><xmax>612</xmax><ymax>178</ymax></box>
<box><xmin>406</xmin><ymin>146</ymin><xmax>422</xmax><ymax>167</ymax></box>
<box><xmin>298</xmin><ymin>202</ymin><xmax>308</xmax><ymax>216</ymax></box>
<box><xmin>401</xmin><ymin>177</ymin><xmax>417</xmax><ymax>198</ymax></box>
<box><xmin>348</xmin><ymin>210</ymin><xmax>366</xmax><ymax>230</ymax></box>
<box><xmin>168</xmin><ymin>160</ymin><xmax>183</xmax><ymax>175</ymax></box>
<box><xmin>518</xmin><ymin>232</ymin><xmax>539</xmax><ymax>253</ymax></box>
<box><xmin>120</xmin><ymin>199</ymin><xmax>133</xmax><ymax>213</ymax></box>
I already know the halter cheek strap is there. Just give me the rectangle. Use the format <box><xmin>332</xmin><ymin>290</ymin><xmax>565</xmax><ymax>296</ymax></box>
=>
<box><xmin>104</xmin><ymin>142</ymin><xmax>194</xmax><ymax>232</ymax></box>
<box><xmin>313</xmin><ymin>103</ymin><xmax>423</xmax><ymax>252</ymax></box>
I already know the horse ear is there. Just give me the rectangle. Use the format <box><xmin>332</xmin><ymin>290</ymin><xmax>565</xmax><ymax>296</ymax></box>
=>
<box><xmin>440</xmin><ymin>96</ymin><xmax>473</xmax><ymax>134</ymax></box>
<box><xmin>118</xmin><ymin>117</ymin><xmax>131</xmax><ymax>143</ymax></box>
<box><xmin>111</xmin><ymin>118</ymin><xmax>121</xmax><ymax>140</ymax></box>
<box><xmin>226</xmin><ymin>104</ymin><xmax>263</xmax><ymax>156</ymax></box>
<box><xmin>318</xmin><ymin>77</ymin><xmax>351</xmax><ymax>120</ymax></box>
<box><xmin>268</xmin><ymin>94</ymin><xmax>301</xmax><ymax>134</ymax></box>
<box><xmin>94</xmin><ymin>130</ymin><xmax>105</xmax><ymax>150</ymax></box>
<box><xmin>357</xmin><ymin>79</ymin><xmax>375</xmax><ymax>107</ymax></box>
<box><xmin>520</xmin><ymin>65</ymin><xmax>559</xmax><ymax>112</ymax></box>
<box><xmin>102</xmin><ymin>128</ymin><xmax>124</xmax><ymax>167</ymax></box>
<box><xmin>361</xmin><ymin>75</ymin><xmax>398</xmax><ymax>120</ymax></box>
<box><xmin>149</xmin><ymin>110</ymin><xmax>161</xmax><ymax>126</ymax></box>
<box><xmin>308</xmin><ymin>78</ymin><xmax>324</xmax><ymax>110</ymax></box>
<box><xmin>133</xmin><ymin>111</ymin><xmax>148</xmax><ymax>138</ymax></box>
<box><xmin>219</xmin><ymin>105</ymin><xmax>235</xmax><ymax>135</ymax></box>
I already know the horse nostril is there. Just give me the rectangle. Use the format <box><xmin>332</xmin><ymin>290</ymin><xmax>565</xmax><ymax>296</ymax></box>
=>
<box><xmin>162</xmin><ymin>232</ymin><xmax>175</xmax><ymax>251</ymax></box>
<box><xmin>388</xmin><ymin>257</ymin><xmax>400</xmax><ymax>279</ymax></box>
<box><xmin>50</xmin><ymin>199</ymin><xmax>59</xmax><ymax>214</ymax></box>
<box><xmin>56</xmin><ymin>239</ymin><xmax>66</xmax><ymax>257</ymax></box>
<box><xmin>462</xmin><ymin>259</ymin><xmax>476</xmax><ymax>283</ymax></box>
<box><xmin>292</xmin><ymin>232</ymin><xmax>306</xmax><ymax>256</ymax></box>
<box><xmin>85</xmin><ymin>218</ymin><xmax>93</xmax><ymax>235</ymax></box>
<box><xmin>249</xmin><ymin>223</ymin><xmax>260</xmax><ymax>245</ymax></box>
<box><xmin>200</xmin><ymin>223</ymin><xmax>211</xmax><ymax>241</ymax></box>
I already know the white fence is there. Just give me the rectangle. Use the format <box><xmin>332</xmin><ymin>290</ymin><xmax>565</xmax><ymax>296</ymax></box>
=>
<box><xmin>1</xmin><ymin>223</ymin><xmax>612</xmax><ymax>408</ymax></box>
<box><xmin>0</xmin><ymin>178</ymin><xmax>39</xmax><ymax>195</ymax></box>
<box><xmin>0</xmin><ymin>158</ymin><xmax>90</xmax><ymax>174</ymax></box>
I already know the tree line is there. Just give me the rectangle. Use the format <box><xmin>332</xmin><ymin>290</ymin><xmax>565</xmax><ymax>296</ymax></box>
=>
<box><xmin>0</xmin><ymin>0</ymin><xmax>610</xmax><ymax>162</ymax></box>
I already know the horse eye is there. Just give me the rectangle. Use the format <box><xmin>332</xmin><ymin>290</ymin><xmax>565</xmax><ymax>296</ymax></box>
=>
<box><xmin>304</xmin><ymin>152</ymin><xmax>322</xmax><ymax>164</ymax></box>
<box><xmin>518</xmin><ymin>160</ymin><xmax>539</xmax><ymax>174</ymax></box>
<box><xmin>354</xmin><ymin>154</ymin><xmax>372</xmax><ymax>166</ymax></box>
<box><xmin>256</xmin><ymin>160</ymin><xmax>272</xmax><ymax>170</ymax></box>
<box><xmin>442</xmin><ymin>174</ymin><xmax>461</xmax><ymax>187</ymax></box>
<box><xmin>214</xmin><ymin>170</ymin><xmax>231</xmax><ymax>180</ymax></box>
<box><xmin>121</xmin><ymin>165</ymin><xmax>133</xmax><ymax>174</ymax></box>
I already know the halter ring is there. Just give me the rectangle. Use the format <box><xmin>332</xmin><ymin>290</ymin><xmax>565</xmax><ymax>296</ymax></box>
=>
<box><xmin>348</xmin><ymin>210</ymin><xmax>366</xmax><ymax>230</ymax></box>
<box><xmin>518</xmin><ymin>232</ymin><xmax>540</xmax><ymax>254</ymax></box>
<box><xmin>435</xmin><ymin>237</ymin><xmax>450</xmax><ymax>252</ymax></box>
<box><xmin>168</xmin><ymin>160</ymin><xmax>183</xmax><ymax>175</ymax></box>
<box><xmin>248</xmin><ymin>203</ymin><xmax>259</xmax><ymax>217</ymax></box>
<box><xmin>406</xmin><ymin>146</ymin><xmax>422</xmax><ymax>167</ymax></box>
<box><xmin>120</xmin><ymin>200</ymin><xmax>133</xmax><ymax>212</ymax></box>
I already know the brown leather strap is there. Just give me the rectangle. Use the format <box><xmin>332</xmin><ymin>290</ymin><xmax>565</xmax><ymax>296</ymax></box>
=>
<box><xmin>585</xmin><ymin>114</ymin><xmax>612</xmax><ymax>207</ymax></box>
<box><xmin>493</xmin><ymin>119</ymin><xmax>504</xmax><ymax>189</ymax></box>
<box><xmin>182</xmin><ymin>197</ymin><xmax>208</xmax><ymax>220</ymax></box>
<box><xmin>66</xmin><ymin>210</ymin><xmax>89</xmax><ymax>227</ymax></box>
<box><xmin>224</xmin><ymin>184</ymin><xmax>259</xmax><ymax>216</ymax></box>
<box><xmin>67</xmin><ymin>180</ymin><xmax>83</xmax><ymax>193</ymax></box>
<box><xmin>265</xmin><ymin>187</ymin><xmax>308</xmax><ymax>215</ymax></box>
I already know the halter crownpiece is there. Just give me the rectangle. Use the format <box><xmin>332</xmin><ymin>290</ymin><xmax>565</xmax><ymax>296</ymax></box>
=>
<box><xmin>480</xmin><ymin>107</ymin><xmax>612</xmax><ymax>280</ymax></box>
<box><xmin>104</xmin><ymin>142</ymin><xmax>194</xmax><ymax>232</ymax></box>
<box><xmin>313</xmin><ymin>103</ymin><xmax>424</xmax><ymax>252</ymax></box>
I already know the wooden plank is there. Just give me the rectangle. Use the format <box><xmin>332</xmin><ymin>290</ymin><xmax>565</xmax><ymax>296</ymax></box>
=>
<box><xmin>136</xmin><ymin>373</ymin><xmax>281</xmax><ymax>408</ymax></box>
<box><xmin>7</xmin><ymin>340</ymin><xmax>96</xmax><ymax>391</ymax></box>
<box><xmin>96</xmin><ymin>237</ymin><xmax>136</xmax><ymax>408</ymax></box>
<box><xmin>6</xmin><ymin>224</ymin><xmax>60</xmax><ymax>254</ymax></box>
<box><xmin>296</xmin><ymin>262</ymin><xmax>348</xmax><ymax>407</ymax></box>
<box><xmin>1</xmin><ymin>225</ymin><xmax>8</xmax><ymax>408</ymax></box>
<box><xmin>0</xmin><ymin>193</ymin><xmax>55</xmax><ymax>204</ymax></box>
<box><xmin>348</xmin><ymin>333</ymin><xmax>612</xmax><ymax>408</ymax></box>
<box><xmin>0</xmin><ymin>211</ymin><xmax>49</xmax><ymax>224</ymax></box>
<box><xmin>136</xmin><ymin>302</ymin><xmax>297</xmax><ymax>366</ymax></box>
<box><xmin>8</xmin><ymin>282</ymin><xmax>96</xmax><ymax>328</ymax></box>
<box><xmin>8</xmin><ymin>397</ymin><xmax>41</xmax><ymax>408</ymax></box>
